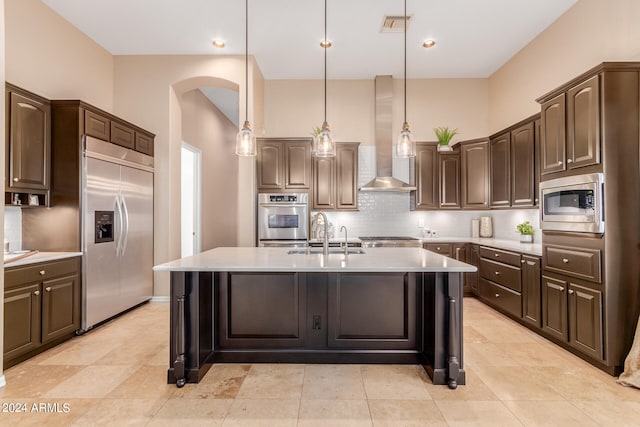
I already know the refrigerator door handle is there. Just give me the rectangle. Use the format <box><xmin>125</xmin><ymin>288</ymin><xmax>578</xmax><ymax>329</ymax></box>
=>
<box><xmin>121</xmin><ymin>195</ymin><xmax>130</xmax><ymax>256</ymax></box>
<box><xmin>114</xmin><ymin>196</ymin><xmax>123</xmax><ymax>256</ymax></box>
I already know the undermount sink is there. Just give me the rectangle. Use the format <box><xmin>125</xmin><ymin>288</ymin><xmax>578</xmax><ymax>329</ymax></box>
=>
<box><xmin>287</xmin><ymin>248</ymin><xmax>366</xmax><ymax>255</ymax></box>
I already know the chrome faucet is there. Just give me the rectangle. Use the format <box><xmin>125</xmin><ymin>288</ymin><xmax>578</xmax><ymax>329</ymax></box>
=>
<box><xmin>340</xmin><ymin>225</ymin><xmax>348</xmax><ymax>255</ymax></box>
<box><xmin>315</xmin><ymin>212</ymin><xmax>330</xmax><ymax>256</ymax></box>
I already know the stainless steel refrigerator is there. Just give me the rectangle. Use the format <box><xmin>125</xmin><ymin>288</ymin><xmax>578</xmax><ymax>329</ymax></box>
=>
<box><xmin>82</xmin><ymin>136</ymin><xmax>154</xmax><ymax>331</ymax></box>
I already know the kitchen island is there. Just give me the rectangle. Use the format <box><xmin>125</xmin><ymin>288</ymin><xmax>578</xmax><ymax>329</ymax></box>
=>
<box><xmin>153</xmin><ymin>247</ymin><xmax>476</xmax><ymax>389</ymax></box>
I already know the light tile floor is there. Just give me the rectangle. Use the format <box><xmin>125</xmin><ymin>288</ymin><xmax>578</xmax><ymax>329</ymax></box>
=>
<box><xmin>1</xmin><ymin>298</ymin><xmax>639</xmax><ymax>426</ymax></box>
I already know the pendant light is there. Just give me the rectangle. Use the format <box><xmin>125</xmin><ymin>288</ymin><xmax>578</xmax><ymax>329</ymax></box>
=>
<box><xmin>395</xmin><ymin>0</ymin><xmax>416</xmax><ymax>158</ymax></box>
<box><xmin>315</xmin><ymin>0</ymin><xmax>336</xmax><ymax>158</ymax></box>
<box><xmin>235</xmin><ymin>0</ymin><xmax>256</xmax><ymax>156</ymax></box>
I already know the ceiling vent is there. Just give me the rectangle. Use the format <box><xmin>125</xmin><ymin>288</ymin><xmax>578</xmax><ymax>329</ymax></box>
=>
<box><xmin>381</xmin><ymin>15</ymin><xmax>412</xmax><ymax>33</ymax></box>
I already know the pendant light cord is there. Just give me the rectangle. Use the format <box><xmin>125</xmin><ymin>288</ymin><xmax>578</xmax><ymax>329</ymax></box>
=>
<box><xmin>324</xmin><ymin>0</ymin><xmax>327</xmax><ymax>123</ymax></box>
<box><xmin>403</xmin><ymin>0</ymin><xmax>407</xmax><ymax>124</ymax></box>
<box><xmin>245</xmin><ymin>0</ymin><xmax>249</xmax><ymax>124</ymax></box>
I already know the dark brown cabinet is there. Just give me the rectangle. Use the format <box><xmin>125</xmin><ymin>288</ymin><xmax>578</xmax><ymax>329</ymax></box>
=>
<box><xmin>541</xmin><ymin>272</ymin><xmax>603</xmax><ymax>361</ymax></box>
<box><xmin>539</xmin><ymin>74</ymin><xmax>600</xmax><ymax>176</ymax></box>
<box><xmin>257</xmin><ymin>138</ymin><xmax>312</xmax><ymax>191</ymax></box>
<box><xmin>460</xmin><ymin>139</ymin><xmax>490</xmax><ymax>210</ymax></box>
<box><xmin>3</xmin><ymin>257</ymin><xmax>81</xmax><ymax>368</ymax></box>
<box><xmin>413</xmin><ymin>143</ymin><xmax>438</xmax><ymax>210</ymax></box>
<box><xmin>467</xmin><ymin>244</ymin><xmax>480</xmax><ymax>296</ymax></box>
<box><xmin>566</xmin><ymin>75</ymin><xmax>600</xmax><ymax>170</ymax></box>
<box><xmin>522</xmin><ymin>255</ymin><xmax>541</xmax><ymax>327</ymax></box>
<box><xmin>490</xmin><ymin>133</ymin><xmax>511</xmax><ymax>208</ymax></box>
<box><xmin>478</xmin><ymin>246</ymin><xmax>523</xmax><ymax>318</ymax></box>
<box><xmin>5</xmin><ymin>84</ymin><xmax>51</xmax><ymax>206</ymax></box>
<box><xmin>568</xmin><ymin>283</ymin><xmax>603</xmax><ymax>360</ymax></box>
<box><xmin>540</xmin><ymin>94</ymin><xmax>566</xmax><ymax>175</ymax></box>
<box><xmin>510</xmin><ymin>121</ymin><xmax>536</xmax><ymax>207</ymax></box>
<box><xmin>412</xmin><ymin>143</ymin><xmax>459</xmax><ymax>210</ymax></box>
<box><xmin>110</xmin><ymin>121</ymin><xmax>136</xmax><ymax>150</ymax></box>
<box><xmin>84</xmin><ymin>109</ymin><xmax>110</xmax><ymax>141</ymax></box>
<box><xmin>312</xmin><ymin>142</ymin><xmax>359</xmax><ymax>211</ymax></box>
<box><xmin>489</xmin><ymin>117</ymin><xmax>537</xmax><ymax>209</ymax></box>
<box><xmin>440</xmin><ymin>151</ymin><xmax>461</xmax><ymax>209</ymax></box>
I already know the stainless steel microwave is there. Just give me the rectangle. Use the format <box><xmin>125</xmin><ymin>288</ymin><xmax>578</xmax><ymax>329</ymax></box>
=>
<box><xmin>539</xmin><ymin>173</ymin><xmax>604</xmax><ymax>233</ymax></box>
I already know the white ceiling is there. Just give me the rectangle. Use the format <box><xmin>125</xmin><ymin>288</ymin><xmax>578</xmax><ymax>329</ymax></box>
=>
<box><xmin>42</xmin><ymin>0</ymin><xmax>576</xmax><ymax>80</ymax></box>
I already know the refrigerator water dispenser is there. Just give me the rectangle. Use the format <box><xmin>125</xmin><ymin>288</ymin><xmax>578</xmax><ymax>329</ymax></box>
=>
<box><xmin>95</xmin><ymin>211</ymin><xmax>114</xmax><ymax>243</ymax></box>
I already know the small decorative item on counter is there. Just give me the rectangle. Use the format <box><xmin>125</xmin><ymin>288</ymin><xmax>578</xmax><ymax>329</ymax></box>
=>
<box><xmin>434</xmin><ymin>126</ymin><xmax>458</xmax><ymax>152</ymax></box>
<box><xmin>516</xmin><ymin>220</ymin><xmax>534</xmax><ymax>243</ymax></box>
<box><xmin>479</xmin><ymin>216</ymin><xmax>493</xmax><ymax>237</ymax></box>
<box><xmin>471</xmin><ymin>219</ymin><xmax>480</xmax><ymax>238</ymax></box>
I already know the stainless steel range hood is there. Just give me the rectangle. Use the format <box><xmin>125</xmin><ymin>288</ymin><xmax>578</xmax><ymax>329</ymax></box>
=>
<box><xmin>360</xmin><ymin>75</ymin><xmax>416</xmax><ymax>192</ymax></box>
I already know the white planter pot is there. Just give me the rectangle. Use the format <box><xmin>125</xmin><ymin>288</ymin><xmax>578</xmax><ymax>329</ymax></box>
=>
<box><xmin>520</xmin><ymin>234</ymin><xmax>533</xmax><ymax>243</ymax></box>
<box><xmin>437</xmin><ymin>144</ymin><xmax>452</xmax><ymax>152</ymax></box>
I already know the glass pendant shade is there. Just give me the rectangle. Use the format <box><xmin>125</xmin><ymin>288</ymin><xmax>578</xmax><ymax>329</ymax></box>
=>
<box><xmin>315</xmin><ymin>122</ymin><xmax>336</xmax><ymax>157</ymax></box>
<box><xmin>396</xmin><ymin>122</ymin><xmax>416</xmax><ymax>158</ymax></box>
<box><xmin>235</xmin><ymin>120</ymin><xmax>256</xmax><ymax>156</ymax></box>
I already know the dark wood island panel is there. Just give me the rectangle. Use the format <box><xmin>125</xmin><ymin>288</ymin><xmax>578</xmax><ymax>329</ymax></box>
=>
<box><xmin>167</xmin><ymin>270</ymin><xmax>465</xmax><ymax>389</ymax></box>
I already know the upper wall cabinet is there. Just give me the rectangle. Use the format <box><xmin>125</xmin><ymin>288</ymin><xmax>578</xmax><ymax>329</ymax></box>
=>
<box><xmin>5</xmin><ymin>84</ymin><xmax>51</xmax><ymax>206</ymax></box>
<box><xmin>489</xmin><ymin>117</ymin><xmax>538</xmax><ymax>209</ymax></box>
<box><xmin>257</xmin><ymin>138</ymin><xmax>312</xmax><ymax>191</ymax></box>
<box><xmin>460</xmin><ymin>139</ymin><xmax>490</xmax><ymax>210</ymax></box>
<box><xmin>539</xmin><ymin>73</ymin><xmax>600</xmax><ymax>177</ymax></box>
<box><xmin>411</xmin><ymin>142</ymin><xmax>460</xmax><ymax>210</ymax></box>
<box><xmin>312</xmin><ymin>142</ymin><xmax>359</xmax><ymax>211</ymax></box>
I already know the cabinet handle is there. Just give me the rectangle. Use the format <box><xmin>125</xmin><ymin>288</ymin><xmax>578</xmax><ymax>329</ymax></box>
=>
<box><xmin>13</xmin><ymin>177</ymin><xmax>19</xmax><ymax>182</ymax></box>
<box><xmin>559</xmin><ymin>287</ymin><xmax>564</xmax><ymax>292</ymax></box>
<box><xmin>562</xmin><ymin>258</ymin><xmax>569</xmax><ymax>264</ymax></box>
<box><xmin>494</xmin><ymin>253</ymin><xmax>500</xmax><ymax>257</ymax></box>
<box><xmin>495</xmin><ymin>293</ymin><xmax>500</xmax><ymax>298</ymax></box>
<box><xmin>39</xmin><ymin>270</ymin><xmax>46</xmax><ymax>276</ymax></box>
<box><xmin>33</xmin><ymin>290</ymin><xmax>40</xmax><ymax>296</ymax></box>
<box><xmin>494</xmin><ymin>271</ymin><xmax>500</xmax><ymax>276</ymax></box>
<box><xmin>567</xmin><ymin>158</ymin><xmax>573</xmax><ymax>164</ymax></box>
<box><xmin>568</xmin><ymin>289</ymin><xmax>575</xmax><ymax>295</ymax></box>
<box><xmin>45</xmin><ymin>287</ymin><xmax>52</xmax><ymax>292</ymax></box>
<box><xmin>436</xmin><ymin>247</ymin><xmax>441</xmax><ymax>250</ymax></box>
<box><xmin>521</xmin><ymin>259</ymin><xmax>525</xmax><ymax>264</ymax></box>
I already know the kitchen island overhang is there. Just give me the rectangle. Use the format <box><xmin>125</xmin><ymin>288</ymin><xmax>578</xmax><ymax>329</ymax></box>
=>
<box><xmin>154</xmin><ymin>247</ymin><xmax>476</xmax><ymax>389</ymax></box>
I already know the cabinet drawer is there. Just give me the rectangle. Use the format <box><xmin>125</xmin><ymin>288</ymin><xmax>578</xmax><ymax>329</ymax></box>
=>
<box><xmin>479</xmin><ymin>246</ymin><xmax>521</xmax><ymax>267</ymax></box>
<box><xmin>110</xmin><ymin>121</ymin><xmax>135</xmax><ymax>149</ymax></box>
<box><xmin>479</xmin><ymin>258</ymin><xmax>522</xmax><ymax>292</ymax></box>
<box><xmin>543</xmin><ymin>244</ymin><xmax>601</xmax><ymax>283</ymax></box>
<box><xmin>135</xmin><ymin>132</ymin><xmax>154</xmax><ymax>156</ymax></box>
<box><xmin>5</xmin><ymin>257</ymin><xmax>80</xmax><ymax>289</ymax></box>
<box><xmin>425</xmin><ymin>243</ymin><xmax>452</xmax><ymax>256</ymax></box>
<box><xmin>479</xmin><ymin>278</ymin><xmax>522</xmax><ymax>318</ymax></box>
<box><xmin>84</xmin><ymin>110</ymin><xmax>110</xmax><ymax>141</ymax></box>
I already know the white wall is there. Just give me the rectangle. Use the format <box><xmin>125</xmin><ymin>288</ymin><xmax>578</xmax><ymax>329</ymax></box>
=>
<box><xmin>4</xmin><ymin>0</ymin><xmax>113</xmax><ymax>110</ymax></box>
<box><xmin>181</xmin><ymin>89</ymin><xmax>239</xmax><ymax>250</ymax></box>
<box><xmin>264</xmin><ymin>78</ymin><xmax>489</xmax><ymax>143</ymax></box>
<box><xmin>488</xmin><ymin>0</ymin><xmax>640</xmax><ymax>132</ymax></box>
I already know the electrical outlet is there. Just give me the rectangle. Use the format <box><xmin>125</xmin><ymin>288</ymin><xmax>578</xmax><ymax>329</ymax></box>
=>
<box><xmin>418</xmin><ymin>218</ymin><xmax>424</xmax><ymax>228</ymax></box>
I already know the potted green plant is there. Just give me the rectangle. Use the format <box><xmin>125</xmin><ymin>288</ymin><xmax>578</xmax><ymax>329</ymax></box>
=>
<box><xmin>434</xmin><ymin>126</ymin><xmax>458</xmax><ymax>151</ymax></box>
<box><xmin>516</xmin><ymin>220</ymin><xmax>534</xmax><ymax>243</ymax></box>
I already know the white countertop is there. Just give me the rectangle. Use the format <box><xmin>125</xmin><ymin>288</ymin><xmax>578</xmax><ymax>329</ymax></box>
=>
<box><xmin>4</xmin><ymin>251</ymin><xmax>83</xmax><ymax>268</ymax></box>
<box><xmin>154</xmin><ymin>247</ymin><xmax>477</xmax><ymax>273</ymax></box>
<box><xmin>312</xmin><ymin>236</ymin><xmax>542</xmax><ymax>257</ymax></box>
<box><xmin>420</xmin><ymin>237</ymin><xmax>542</xmax><ymax>256</ymax></box>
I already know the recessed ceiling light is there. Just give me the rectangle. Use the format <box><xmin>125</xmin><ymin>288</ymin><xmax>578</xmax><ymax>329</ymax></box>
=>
<box><xmin>422</xmin><ymin>39</ymin><xmax>436</xmax><ymax>48</ymax></box>
<box><xmin>212</xmin><ymin>39</ymin><xmax>226</xmax><ymax>48</ymax></box>
<box><xmin>320</xmin><ymin>40</ymin><xmax>332</xmax><ymax>48</ymax></box>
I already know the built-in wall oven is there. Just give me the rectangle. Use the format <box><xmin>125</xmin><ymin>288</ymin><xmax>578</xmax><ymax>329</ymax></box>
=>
<box><xmin>539</xmin><ymin>173</ymin><xmax>604</xmax><ymax>234</ymax></box>
<box><xmin>258</xmin><ymin>193</ymin><xmax>309</xmax><ymax>247</ymax></box>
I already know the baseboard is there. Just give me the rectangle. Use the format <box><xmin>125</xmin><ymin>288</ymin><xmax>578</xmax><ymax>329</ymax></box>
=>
<box><xmin>150</xmin><ymin>296</ymin><xmax>170</xmax><ymax>303</ymax></box>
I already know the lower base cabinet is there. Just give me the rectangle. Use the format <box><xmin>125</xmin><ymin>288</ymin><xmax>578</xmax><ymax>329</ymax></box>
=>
<box><xmin>218</xmin><ymin>272</ymin><xmax>417</xmax><ymax>351</ymax></box>
<box><xmin>4</xmin><ymin>257</ymin><xmax>81</xmax><ymax>368</ymax></box>
<box><xmin>542</xmin><ymin>273</ymin><xmax>603</xmax><ymax>361</ymax></box>
<box><xmin>522</xmin><ymin>255</ymin><xmax>541</xmax><ymax>327</ymax></box>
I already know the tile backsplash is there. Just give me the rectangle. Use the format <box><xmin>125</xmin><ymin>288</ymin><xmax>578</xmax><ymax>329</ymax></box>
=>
<box><xmin>4</xmin><ymin>206</ymin><xmax>22</xmax><ymax>252</ymax></box>
<box><xmin>312</xmin><ymin>145</ymin><xmax>541</xmax><ymax>240</ymax></box>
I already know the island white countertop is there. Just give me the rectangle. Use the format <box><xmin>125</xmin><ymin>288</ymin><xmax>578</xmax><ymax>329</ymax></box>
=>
<box><xmin>4</xmin><ymin>251</ymin><xmax>83</xmax><ymax>267</ymax></box>
<box><xmin>154</xmin><ymin>247</ymin><xmax>477</xmax><ymax>273</ymax></box>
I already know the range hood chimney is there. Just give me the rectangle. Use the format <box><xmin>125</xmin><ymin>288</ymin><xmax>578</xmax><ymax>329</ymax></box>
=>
<box><xmin>360</xmin><ymin>75</ymin><xmax>416</xmax><ymax>192</ymax></box>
